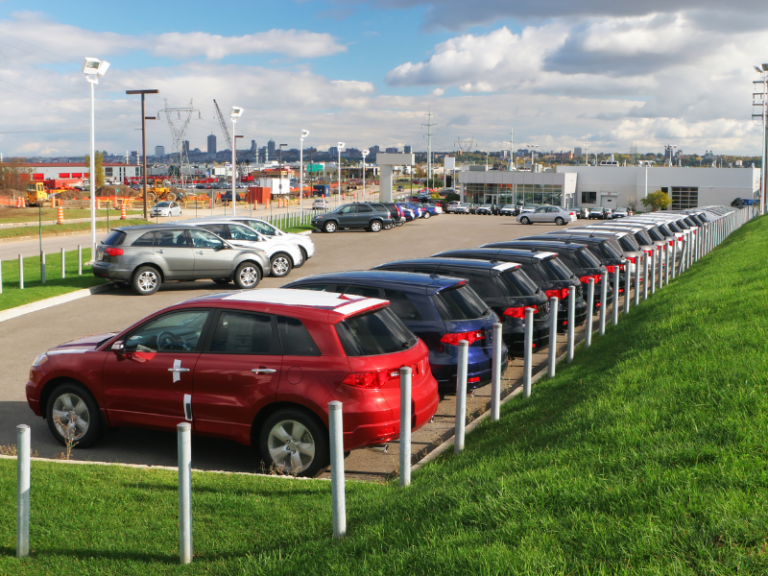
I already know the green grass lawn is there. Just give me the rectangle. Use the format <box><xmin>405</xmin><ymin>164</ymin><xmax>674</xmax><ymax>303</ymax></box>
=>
<box><xmin>0</xmin><ymin>219</ymin><xmax>153</xmax><ymax>240</ymax></box>
<box><xmin>0</xmin><ymin>208</ymin><xmax>143</xmax><ymax>225</ymax></box>
<box><xmin>0</xmin><ymin>248</ymin><xmax>106</xmax><ymax>311</ymax></box>
<box><xmin>1</xmin><ymin>215</ymin><xmax>767</xmax><ymax>574</ymax></box>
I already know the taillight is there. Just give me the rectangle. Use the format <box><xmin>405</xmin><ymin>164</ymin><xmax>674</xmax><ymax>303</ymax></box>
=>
<box><xmin>343</xmin><ymin>369</ymin><xmax>399</xmax><ymax>389</ymax></box>
<box><xmin>545</xmin><ymin>288</ymin><xmax>569</xmax><ymax>299</ymax></box>
<box><xmin>644</xmin><ymin>249</ymin><xmax>653</xmax><ymax>256</ymax></box>
<box><xmin>105</xmin><ymin>247</ymin><xmax>124</xmax><ymax>256</ymax></box>
<box><xmin>579</xmin><ymin>275</ymin><xmax>600</xmax><ymax>284</ymax></box>
<box><xmin>606</xmin><ymin>265</ymin><xmax>624</xmax><ymax>273</ymax></box>
<box><xmin>503</xmin><ymin>305</ymin><xmax>539</xmax><ymax>318</ymax></box>
<box><xmin>626</xmin><ymin>256</ymin><xmax>636</xmax><ymax>264</ymax></box>
<box><xmin>440</xmin><ymin>330</ymin><xmax>486</xmax><ymax>346</ymax></box>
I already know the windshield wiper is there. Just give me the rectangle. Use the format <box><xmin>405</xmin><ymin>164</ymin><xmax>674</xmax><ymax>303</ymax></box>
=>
<box><xmin>402</xmin><ymin>336</ymin><xmax>418</xmax><ymax>349</ymax></box>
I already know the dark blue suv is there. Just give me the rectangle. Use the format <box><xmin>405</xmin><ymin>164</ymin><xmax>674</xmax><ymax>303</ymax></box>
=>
<box><xmin>282</xmin><ymin>270</ymin><xmax>508</xmax><ymax>391</ymax></box>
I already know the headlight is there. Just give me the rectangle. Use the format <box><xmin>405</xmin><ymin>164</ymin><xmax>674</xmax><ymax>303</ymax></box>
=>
<box><xmin>32</xmin><ymin>353</ymin><xmax>48</xmax><ymax>368</ymax></box>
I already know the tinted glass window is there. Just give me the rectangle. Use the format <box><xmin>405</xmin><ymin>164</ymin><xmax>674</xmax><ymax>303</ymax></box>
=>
<box><xmin>277</xmin><ymin>316</ymin><xmax>320</xmax><ymax>356</ymax></box>
<box><xmin>618</xmin><ymin>235</ymin><xmax>640</xmax><ymax>251</ymax></box>
<box><xmin>336</xmin><ymin>308</ymin><xmax>416</xmax><ymax>356</ymax></box>
<box><xmin>433</xmin><ymin>285</ymin><xmax>489</xmax><ymax>320</ymax></box>
<box><xmin>597</xmin><ymin>241</ymin><xmax>623</xmax><ymax>259</ymax></box>
<box><xmin>209</xmin><ymin>311</ymin><xmax>276</xmax><ymax>355</ymax></box>
<box><xmin>125</xmin><ymin>310</ymin><xmax>210</xmax><ymax>353</ymax></box>
<box><xmin>246</xmin><ymin>220</ymin><xmax>276</xmax><ymax>236</ymax></box>
<box><xmin>383</xmin><ymin>289</ymin><xmax>422</xmax><ymax>321</ymax></box>
<box><xmin>155</xmin><ymin>229</ymin><xmax>190</xmax><ymax>247</ymax></box>
<box><xmin>132</xmin><ymin>232</ymin><xmax>156</xmax><ymax>247</ymax></box>
<box><xmin>190</xmin><ymin>229</ymin><xmax>224</xmax><ymax>248</ymax></box>
<box><xmin>658</xmin><ymin>224</ymin><xmax>674</xmax><ymax>237</ymax></box>
<box><xmin>574</xmin><ymin>248</ymin><xmax>602</xmax><ymax>269</ymax></box>
<box><xmin>228</xmin><ymin>225</ymin><xmax>260</xmax><ymax>242</ymax></box>
<box><xmin>667</xmin><ymin>222</ymin><xmax>682</xmax><ymax>232</ymax></box>
<box><xmin>646</xmin><ymin>227</ymin><xmax>665</xmax><ymax>241</ymax></box>
<box><xmin>103</xmin><ymin>230</ymin><xmax>126</xmax><ymax>246</ymax></box>
<box><xmin>202</xmin><ymin>224</ymin><xmax>229</xmax><ymax>239</ymax></box>
<box><xmin>498</xmin><ymin>269</ymin><xmax>539</xmax><ymax>296</ymax></box>
<box><xmin>542</xmin><ymin>258</ymin><xmax>574</xmax><ymax>280</ymax></box>
<box><xmin>343</xmin><ymin>285</ymin><xmax>381</xmax><ymax>298</ymax></box>
<box><xmin>357</xmin><ymin>205</ymin><xmax>373</xmax><ymax>213</ymax></box>
<box><xmin>634</xmin><ymin>231</ymin><xmax>653</xmax><ymax>245</ymax></box>
<box><xmin>340</xmin><ymin>205</ymin><xmax>356</xmax><ymax>214</ymax></box>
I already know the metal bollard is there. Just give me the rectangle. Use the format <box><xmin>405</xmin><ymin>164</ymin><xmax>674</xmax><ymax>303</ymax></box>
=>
<box><xmin>455</xmin><ymin>341</ymin><xmax>468</xmax><ymax>453</ymax></box>
<box><xmin>649</xmin><ymin>249</ymin><xmax>656</xmax><ymax>295</ymax></box>
<box><xmin>17</xmin><ymin>424</ymin><xmax>30</xmax><ymax>559</ymax></box>
<box><xmin>19</xmin><ymin>254</ymin><xmax>23</xmax><ymax>290</ymax></box>
<box><xmin>665</xmin><ymin>244</ymin><xmax>670</xmax><ymax>286</ymax></box>
<box><xmin>328</xmin><ymin>401</ymin><xmax>346</xmax><ymax>538</ymax></box>
<box><xmin>399</xmin><ymin>366</ymin><xmax>412</xmax><ymax>487</ymax></box>
<box><xmin>523</xmin><ymin>307</ymin><xmax>534</xmax><ymax>398</ymax></box>
<box><xmin>548</xmin><ymin>297</ymin><xmax>558</xmax><ymax>377</ymax></box>
<box><xmin>624</xmin><ymin>260</ymin><xmax>631</xmax><ymax>314</ymax></box>
<box><xmin>567</xmin><ymin>287</ymin><xmax>575</xmax><ymax>363</ymax></box>
<box><xmin>634</xmin><ymin>255</ymin><xmax>641</xmax><ymax>306</ymax></box>
<box><xmin>491</xmin><ymin>323</ymin><xmax>502</xmax><ymax>422</ymax></box>
<box><xmin>0</xmin><ymin>258</ymin><xmax>3</xmax><ymax>295</ymax></box>
<box><xmin>78</xmin><ymin>244</ymin><xmax>82</xmax><ymax>276</ymax></box>
<box><xmin>41</xmin><ymin>251</ymin><xmax>46</xmax><ymax>284</ymax></box>
<box><xmin>585</xmin><ymin>279</ymin><xmax>594</xmax><ymax>348</ymax></box>
<box><xmin>599</xmin><ymin>272</ymin><xmax>607</xmax><ymax>336</ymax></box>
<box><xmin>657</xmin><ymin>245</ymin><xmax>663</xmax><ymax>291</ymax></box>
<box><xmin>61</xmin><ymin>247</ymin><xmax>65</xmax><ymax>279</ymax></box>
<box><xmin>672</xmin><ymin>239</ymin><xmax>678</xmax><ymax>279</ymax></box>
<box><xmin>177</xmin><ymin>423</ymin><xmax>192</xmax><ymax>564</ymax></box>
<box><xmin>612</xmin><ymin>266</ymin><xmax>620</xmax><ymax>326</ymax></box>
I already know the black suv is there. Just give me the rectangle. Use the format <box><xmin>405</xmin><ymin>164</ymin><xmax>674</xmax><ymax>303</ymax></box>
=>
<box><xmin>373</xmin><ymin>258</ymin><xmax>550</xmax><ymax>354</ymax></box>
<box><xmin>433</xmin><ymin>248</ymin><xmax>587</xmax><ymax>332</ymax></box>
<box><xmin>311</xmin><ymin>202</ymin><xmax>394</xmax><ymax>233</ymax></box>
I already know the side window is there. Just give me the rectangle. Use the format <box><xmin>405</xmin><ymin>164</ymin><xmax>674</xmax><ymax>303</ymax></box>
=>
<box><xmin>340</xmin><ymin>205</ymin><xmax>356</xmax><ymax>214</ymax></box>
<box><xmin>189</xmin><ymin>229</ymin><xmax>224</xmax><ymax>249</ymax></box>
<box><xmin>155</xmin><ymin>229</ymin><xmax>190</xmax><ymax>247</ymax></box>
<box><xmin>132</xmin><ymin>231</ymin><xmax>156</xmax><ymax>247</ymax></box>
<box><xmin>124</xmin><ymin>310</ymin><xmax>210</xmax><ymax>353</ymax></box>
<box><xmin>228</xmin><ymin>225</ymin><xmax>259</xmax><ymax>242</ymax></box>
<box><xmin>209</xmin><ymin>311</ymin><xmax>277</xmax><ymax>355</ymax></box>
<box><xmin>461</xmin><ymin>273</ymin><xmax>496</xmax><ymax>299</ymax></box>
<box><xmin>277</xmin><ymin>316</ymin><xmax>321</xmax><ymax>356</ymax></box>
<box><xmin>248</xmin><ymin>221</ymin><xmax>275</xmax><ymax>236</ymax></box>
<box><xmin>342</xmin><ymin>285</ymin><xmax>381</xmax><ymax>298</ymax></box>
<box><xmin>358</xmin><ymin>205</ymin><xmax>373</xmax><ymax>213</ymax></box>
<box><xmin>204</xmin><ymin>224</ymin><xmax>229</xmax><ymax>239</ymax></box>
<box><xmin>383</xmin><ymin>289</ymin><xmax>422</xmax><ymax>321</ymax></box>
<box><xmin>291</xmin><ymin>284</ymin><xmax>330</xmax><ymax>292</ymax></box>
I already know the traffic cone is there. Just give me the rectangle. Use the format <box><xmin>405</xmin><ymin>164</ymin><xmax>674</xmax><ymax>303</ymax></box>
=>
<box><xmin>120</xmin><ymin>201</ymin><xmax>127</xmax><ymax>220</ymax></box>
<box><xmin>57</xmin><ymin>206</ymin><xmax>64</xmax><ymax>225</ymax></box>
<box><xmin>96</xmin><ymin>199</ymin><xmax>101</xmax><ymax>210</ymax></box>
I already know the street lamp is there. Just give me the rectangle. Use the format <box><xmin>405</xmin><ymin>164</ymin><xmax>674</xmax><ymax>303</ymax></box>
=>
<box><xmin>300</xmin><ymin>129</ymin><xmax>309</xmax><ymax>214</ymax></box>
<box><xmin>337</xmin><ymin>142</ymin><xmax>345</xmax><ymax>207</ymax></box>
<box><xmin>82</xmin><ymin>57</ymin><xmax>110</xmax><ymax>259</ymax></box>
<box><xmin>361</xmin><ymin>149</ymin><xmax>369</xmax><ymax>203</ymax></box>
<box><xmin>126</xmin><ymin>89</ymin><xmax>159</xmax><ymax>221</ymax></box>
<box><xmin>526</xmin><ymin>144</ymin><xmax>539</xmax><ymax>171</ymax></box>
<box><xmin>230</xmin><ymin>106</ymin><xmax>244</xmax><ymax>216</ymax></box>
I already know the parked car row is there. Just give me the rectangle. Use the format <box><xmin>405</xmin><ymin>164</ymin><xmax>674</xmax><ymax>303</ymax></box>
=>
<box><xmin>310</xmin><ymin>201</ymin><xmax>439</xmax><ymax>233</ymax></box>
<box><xmin>93</xmin><ymin>216</ymin><xmax>316</xmax><ymax>295</ymax></box>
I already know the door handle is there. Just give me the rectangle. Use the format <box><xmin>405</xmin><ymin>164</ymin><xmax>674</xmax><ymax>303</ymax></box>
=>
<box><xmin>195</xmin><ymin>251</ymin><xmax>204</xmax><ymax>255</ymax></box>
<box><xmin>169</xmin><ymin>367</ymin><xmax>191</xmax><ymax>373</ymax></box>
<box><xmin>157</xmin><ymin>249</ymin><xmax>164</xmax><ymax>254</ymax></box>
<box><xmin>252</xmin><ymin>368</ymin><xmax>277</xmax><ymax>374</ymax></box>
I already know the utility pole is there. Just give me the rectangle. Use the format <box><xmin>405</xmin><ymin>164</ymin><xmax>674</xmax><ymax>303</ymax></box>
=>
<box><xmin>422</xmin><ymin>109</ymin><xmax>436</xmax><ymax>190</ymax></box>
<box><xmin>583</xmin><ymin>141</ymin><xmax>590</xmax><ymax>166</ymax></box>
<box><xmin>126</xmin><ymin>89</ymin><xmax>159</xmax><ymax>220</ymax></box>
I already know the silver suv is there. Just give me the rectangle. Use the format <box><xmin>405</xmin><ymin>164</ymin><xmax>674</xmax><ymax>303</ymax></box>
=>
<box><xmin>92</xmin><ymin>225</ymin><xmax>270</xmax><ymax>295</ymax></box>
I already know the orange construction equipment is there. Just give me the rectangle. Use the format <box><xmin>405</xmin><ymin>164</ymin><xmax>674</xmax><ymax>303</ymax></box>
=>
<box><xmin>57</xmin><ymin>206</ymin><xmax>64</xmax><ymax>225</ymax></box>
<box><xmin>120</xmin><ymin>201</ymin><xmax>127</xmax><ymax>220</ymax></box>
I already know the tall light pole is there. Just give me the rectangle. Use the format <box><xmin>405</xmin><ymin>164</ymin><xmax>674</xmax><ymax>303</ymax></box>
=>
<box><xmin>527</xmin><ymin>144</ymin><xmax>539</xmax><ymax>171</ymax></box>
<box><xmin>82</xmin><ymin>57</ymin><xmax>110</xmax><ymax>259</ymax></box>
<box><xmin>126</xmin><ymin>89</ymin><xmax>159</xmax><ymax>221</ymax></box>
<box><xmin>337</xmin><ymin>142</ymin><xmax>345</xmax><ymax>207</ymax></box>
<box><xmin>753</xmin><ymin>64</ymin><xmax>768</xmax><ymax>215</ymax></box>
<box><xmin>361</xmin><ymin>149</ymin><xmax>369</xmax><ymax>203</ymax></box>
<box><xmin>230</xmin><ymin>106</ymin><xmax>244</xmax><ymax>216</ymax></box>
<box><xmin>300</xmin><ymin>129</ymin><xmax>309</xmax><ymax>214</ymax></box>
<box><xmin>583</xmin><ymin>141</ymin><xmax>590</xmax><ymax>166</ymax></box>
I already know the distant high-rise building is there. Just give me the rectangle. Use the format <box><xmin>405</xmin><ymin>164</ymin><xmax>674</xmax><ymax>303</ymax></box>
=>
<box><xmin>250</xmin><ymin>140</ymin><xmax>257</xmax><ymax>153</ymax></box>
<box><xmin>155</xmin><ymin>146</ymin><xmax>165</xmax><ymax>157</ymax></box>
<box><xmin>207</xmin><ymin>134</ymin><xmax>217</xmax><ymax>155</ymax></box>
<box><xmin>385</xmin><ymin>147</ymin><xmax>399</xmax><ymax>154</ymax></box>
<box><xmin>129</xmin><ymin>151</ymin><xmax>138</xmax><ymax>164</ymax></box>
<box><xmin>182</xmin><ymin>140</ymin><xmax>190</xmax><ymax>155</ymax></box>
<box><xmin>574</xmin><ymin>146</ymin><xmax>582</xmax><ymax>158</ymax></box>
<box><xmin>370</xmin><ymin>145</ymin><xmax>380</xmax><ymax>154</ymax></box>
<box><xmin>404</xmin><ymin>145</ymin><xmax>412</xmax><ymax>154</ymax></box>
<box><xmin>329</xmin><ymin>146</ymin><xmax>339</xmax><ymax>157</ymax></box>
<box><xmin>268</xmin><ymin>139</ymin><xmax>276</xmax><ymax>159</ymax></box>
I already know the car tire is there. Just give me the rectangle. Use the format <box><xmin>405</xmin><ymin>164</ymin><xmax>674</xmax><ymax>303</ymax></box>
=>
<box><xmin>212</xmin><ymin>278</ymin><xmax>230</xmax><ymax>284</ymax></box>
<box><xmin>368</xmin><ymin>220</ymin><xmax>382</xmax><ymax>232</ymax></box>
<box><xmin>46</xmin><ymin>381</ymin><xmax>103</xmax><ymax>449</ymax></box>
<box><xmin>520</xmin><ymin>216</ymin><xmax>530</xmax><ymax>225</ymax></box>
<box><xmin>234</xmin><ymin>262</ymin><xmax>262</xmax><ymax>289</ymax></box>
<box><xmin>324</xmin><ymin>221</ymin><xmax>337</xmax><ymax>233</ymax></box>
<box><xmin>384</xmin><ymin>222</ymin><xmax>393</xmax><ymax>230</ymax></box>
<box><xmin>132</xmin><ymin>266</ymin><xmax>161</xmax><ymax>295</ymax></box>
<box><xmin>424</xmin><ymin>212</ymin><xmax>431</xmax><ymax>219</ymax></box>
<box><xmin>259</xmin><ymin>408</ymin><xmax>329</xmax><ymax>477</ymax></box>
<box><xmin>270</xmin><ymin>253</ymin><xmax>293</xmax><ymax>278</ymax></box>
<box><xmin>555</xmin><ymin>217</ymin><xmax>565</xmax><ymax>226</ymax></box>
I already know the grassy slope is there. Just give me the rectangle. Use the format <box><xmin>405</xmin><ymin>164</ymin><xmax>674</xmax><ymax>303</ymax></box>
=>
<box><xmin>0</xmin><ymin>219</ymin><xmax>153</xmax><ymax>240</ymax></box>
<box><xmin>1</xmin><ymin>215</ymin><xmax>768</xmax><ymax>575</ymax></box>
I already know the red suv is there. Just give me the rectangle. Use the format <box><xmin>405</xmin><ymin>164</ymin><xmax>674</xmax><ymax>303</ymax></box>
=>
<box><xmin>26</xmin><ymin>289</ymin><xmax>439</xmax><ymax>476</ymax></box>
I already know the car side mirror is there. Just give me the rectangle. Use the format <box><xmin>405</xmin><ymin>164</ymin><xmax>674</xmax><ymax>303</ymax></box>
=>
<box><xmin>111</xmin><ymin>341</ymin><xmax>125</xmax><ymax>355</ymax></box>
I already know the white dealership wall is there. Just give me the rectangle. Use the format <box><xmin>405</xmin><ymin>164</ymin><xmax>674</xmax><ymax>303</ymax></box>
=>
<box><xmin>556</xmin><ymin>165</ymin><xmax>760</xmax><ymax>209</ymax></box>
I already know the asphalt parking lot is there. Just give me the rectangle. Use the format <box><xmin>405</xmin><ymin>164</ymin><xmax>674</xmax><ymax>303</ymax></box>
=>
<box><xmin>0</xmin><ymin>214</ymin><xmax>584</xmax><ymax>474</ymax></box>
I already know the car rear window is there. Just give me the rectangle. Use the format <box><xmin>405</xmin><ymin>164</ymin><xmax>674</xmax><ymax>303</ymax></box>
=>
<box><xmin>335</xmin><ymin>307</ymin><xmax>417</xmax><ymax>356</ymax></box>
<box><xmin>103</xmin><ymin>230</ymin><xmax>126</xmax><ymax>246</ymax></box>
<box><xmin>594</xmin><ymin>241</ymin><xmax>623</xmax><ymax>260</ymax></box>
<box><xmin>645</xmin><ymin>227</ymin><xmax>665</xmax><ymax>241</ymax></box>
<box><xmin>541</xmin><ymin>257</ymin><xmax>574</xmax><ymax>280</ymax></box>
<box><xmin>433</xmin><ymin>284</ymin><xmax>489</xmax><ymax>321</ymax></box>
<box><xmin>497</xmin><ymin>269</ymin><xmax>540</xmax><ymax>297</ymax></box>
<box><xmin>634</xmin><ymin>231</ymin><xmax>653</xmax><ymax>245</ymax></box>
<box><xmin>666</xmin><ymin>222</ymin><xmax>682</xmax><ymax>233</ymax></box>
<box><xmin>574</xmin><ymin>248</ymin><xmax>602</xmax><ymax>269</ymax></box>
<box><xmin>618</xmin><ymin>235</ymin><xmax>641</xmax><ymax>252</ymax></box>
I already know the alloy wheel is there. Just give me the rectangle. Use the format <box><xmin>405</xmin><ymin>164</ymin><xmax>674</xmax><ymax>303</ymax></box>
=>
<box><xmin>52</xmin><ymin>393</ymin><xmax>90</xmax><ymax>442</ymax></box>
<box><xmin>267</xmin><ymin>419</ymin><xmax>316</xmax><ymax>474</ymax></box>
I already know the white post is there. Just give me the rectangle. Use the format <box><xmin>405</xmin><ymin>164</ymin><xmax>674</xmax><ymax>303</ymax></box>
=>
<box><xmin>567</xmin><ymin>286</ymin><xmax>575</xmax><ymax>363</ymax></box>
<box><xmin>61</xmin><ymin>247</ymin><xmax>65</xmax><ymax>279</ymax></box>
<box><xmin>16</xmin><ymin>424</ymin><xmax>30</xmax><ymax>559</ymax></box>
<box><xmin>649</xmin><ymin>249</ymin><xmax>656</xmax><ymax>295</ymax></box>
<box><xmin>18</xmin><ymin>254</ymin><xmax>23</xmax><ymax>290</ymax></box>
<box><xmin>672</xmin><ymin>238</ymin><xmax>678</xmax><ymax>279</ymax></box>
<box><xmin>41</xmin><ymin>251</ymin><xmax>46</xmax><ymax>284</ymax></box>
<box><xmin>665</xmin><ymin>244</ymin><xmax>670</xmax><ymax>286</ymax></box>
<box><xmin>624</xmin><ymin>260</ymin><xmax>631</xmax><ymax>314</ymax></box>
<box><xmin>491</xmin><ymin>323</ymin><xmax>502</xmax><ymax>422</ymax></box>
<box><xmin>0</xmin><ymin>258</ymin><xmax>3</xmax><ymax>295</ymax></box>
<box><xmin>177</xmin><ymin>422</ymin><xmax>192</xmax><ymax>565</ymax></box>
<box><xmin>599</xmin><ymin>272</ymin><xmax>607</xmax><ymax>336</ymax></box>
<box><xmin>658</xmin><ymin>245</ymin><xmax>664</xmax><ymax>290</ymax></box>
<box><xmin>612</xmin><ymin>266</ymin><xmax>620</xmax><ymax>325</ymax></box>
<box><xmin>585</xmin><ymin>279</ymin><xmax>594</xmax><ymax>348</ymax></box>
<box><xmin>643</xmin><ymin>254</ymin><xmax>649</xmax><ymax>299</ymax></box>
<box><xmin>78</xmin><ymin>245</ymin><xmax>82</xmax><ymax>276</ymax></box>
<box><xmin>329</xmin><ymin>401</ymin><xmax>346</xmax><ymax>538</ymax></box>
<box><xmin>231</xmin><ymin>118</ymin><xmax>237</xmax><ymax>217</ymax></box>
<box><xmin>634</xmin><ymin>255</ymin><xmax>641</xmax><ymax>306</ymax></box>
<box><xmin>455</xmin><ymin>341</ymin><xmax>468</xmax><ymax>453</ymax></box>
<box><xmin>548</xmin><ymin>297</ymin><xmax>559</xmax><ymax>377</ymax></box>
<box><xmin>523</xmin><ymin>307</ymin><xmax>534</xmax><ymax>398</ymax></box>
<box><xmin>399</xmin><ymin>366</ymin><xmax>412</xmax><ymax>487</ymax></box>
<box><xmin>299</xmin><ymin>137</ymin><xmax>304</xmax><ymax>216</ymax></box>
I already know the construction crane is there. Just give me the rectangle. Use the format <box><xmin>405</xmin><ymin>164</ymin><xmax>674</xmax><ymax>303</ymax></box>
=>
<box><xmin>213</xmin><ymin>99</ymin><xmax>233</xmax><ymax>149</ymax></box>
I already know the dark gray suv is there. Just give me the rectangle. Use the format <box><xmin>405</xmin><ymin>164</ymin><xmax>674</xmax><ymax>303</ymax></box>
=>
<box><xmin>311</xmin><ymin>202</ymin><xmax>394</xmax><ymax>233</ymax></box>
<box><xmin>92</xmin><ymin>225</ymin><xmax>270</xmax><ymax>295</ymax></box>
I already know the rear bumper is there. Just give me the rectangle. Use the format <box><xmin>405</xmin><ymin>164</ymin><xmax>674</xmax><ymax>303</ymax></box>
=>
<box><xmin>91</xmin><ymin>262</ymin><xmax>132</xmax><ymax>282</ymax></box>
<box><xmin>431</xmin><ymin>347</ymin><xmax>510</xmax><ymax>390</ymax></box>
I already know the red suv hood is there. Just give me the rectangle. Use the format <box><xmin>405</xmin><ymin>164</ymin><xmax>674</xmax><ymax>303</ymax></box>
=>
<box><xmin>49</xmin><ymin>333</ymin><xmax>116</xmax><ymax>352</ymax></box>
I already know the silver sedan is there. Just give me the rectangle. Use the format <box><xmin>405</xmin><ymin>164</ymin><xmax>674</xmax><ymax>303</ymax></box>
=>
<box><xmin>517</xmin><ymin>205</ymin><xmax>577</xmax><ymax>226</ymax></box>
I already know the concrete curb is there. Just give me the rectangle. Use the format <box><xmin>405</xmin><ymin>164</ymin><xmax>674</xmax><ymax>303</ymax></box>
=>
<box><xmin>0</xmin><ymin>282</ymin><xmax>116</xmax><ymax>324</ymax></box>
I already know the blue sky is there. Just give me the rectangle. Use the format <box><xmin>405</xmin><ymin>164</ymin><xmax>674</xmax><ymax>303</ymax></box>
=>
<box><xmin>0</xmin><ymin>0</ymin><xmax>766</xmax><ymax>158</ymax></box>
